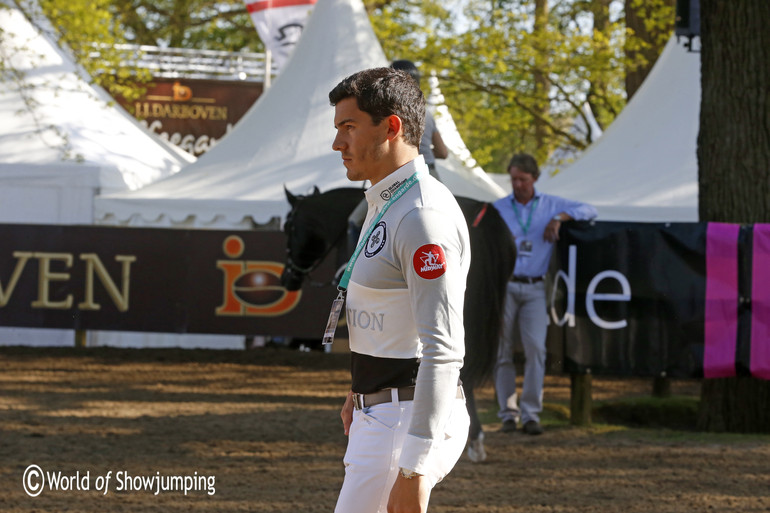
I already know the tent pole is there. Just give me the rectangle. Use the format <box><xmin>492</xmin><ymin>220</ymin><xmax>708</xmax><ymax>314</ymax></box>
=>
<box><xmin>264</xmin><ymin>49</ymin><xmax>272</xmax><ymax>90</ymax></box>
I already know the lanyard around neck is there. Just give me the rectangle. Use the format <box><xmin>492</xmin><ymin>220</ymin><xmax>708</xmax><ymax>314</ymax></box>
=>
<box><xmin>511</xmin><ymin>195</ymin><xmax>539</xmax><ymax>236</ymax></box>
<box><xmin>338</xmin><ymin>172</ymin><xmax>420</xmax><ymax>291</ymax></box>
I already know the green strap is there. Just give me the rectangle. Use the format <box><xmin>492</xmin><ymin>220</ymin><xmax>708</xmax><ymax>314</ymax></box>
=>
<box><xmin>338</xmin><ymin>172</ymin><xmax>420</xmax><ymax>291</ymax></box>
<box><xmin>511</xmin><ymin>196</ymin><xmax>539</xmax><ymax>236</ymax></box>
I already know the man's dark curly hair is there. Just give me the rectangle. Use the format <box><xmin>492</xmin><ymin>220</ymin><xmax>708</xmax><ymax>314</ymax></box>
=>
<box><xmin>329</xmin><ymin>67</ymin><xmax>425</xmax><ymax>148</ymax></box>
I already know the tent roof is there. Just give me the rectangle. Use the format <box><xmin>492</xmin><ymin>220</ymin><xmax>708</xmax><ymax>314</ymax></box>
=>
<box><xmin>0</xmin><ymin>3</ymin><xmax>192</xmax><ymax>193</ymax></box>
<box><xmin>95</xmin><ymin>0</ymin><xmax>503</xmax><ymax>228</ymax></box>
<box><xmin>539</xmin><ymin>36</ymin><xmax>700</xmax><ymax>222</ymax></box>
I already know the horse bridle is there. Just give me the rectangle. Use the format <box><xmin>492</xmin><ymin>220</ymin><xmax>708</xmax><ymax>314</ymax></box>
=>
<box><xmin>284</xmin><ymin>216</ymin><xmax>348</xmax><ymax>287</ymax></box>
<box><xmin>284</xmin><ymin>253</ymin><xmax>323</xmax><ymax>276</ymax></box>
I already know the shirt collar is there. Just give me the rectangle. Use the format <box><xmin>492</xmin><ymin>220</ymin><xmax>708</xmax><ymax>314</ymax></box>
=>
<box><xmin>364</xmin><ymin>155</ymin><xmax>427</xmax><ymax>208</ymax></box>
<box><xmin>511</xmin><ymin>187</ymin><xmax>542</xmax><ymax>207</ymax></box>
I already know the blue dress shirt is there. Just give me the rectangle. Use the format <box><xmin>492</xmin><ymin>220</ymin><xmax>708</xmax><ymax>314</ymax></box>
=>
<box><xmin>493</xmin><ymin>189</ymin><xmax>597</xmax><ymax>278</ymax></box>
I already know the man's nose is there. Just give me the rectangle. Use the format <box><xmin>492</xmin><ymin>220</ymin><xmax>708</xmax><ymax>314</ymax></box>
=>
<box><xmin>332</xmin><ymin>133</ymin><xmax>344</xmax><ymax>152</ymax></box>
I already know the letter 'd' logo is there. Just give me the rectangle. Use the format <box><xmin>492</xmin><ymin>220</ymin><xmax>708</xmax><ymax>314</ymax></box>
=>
<box><xmin>216</xmin><ymin>235</ymin><xmax>301</xmax><ymax>316</ymax></box>
<box><xmin>172</xmin><ymin>81</ymin><xmax>193</xmax><ymax>101</ymax></box>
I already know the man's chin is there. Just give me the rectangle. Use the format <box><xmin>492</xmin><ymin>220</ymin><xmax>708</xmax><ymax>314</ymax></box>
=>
<box><xmin>346</xmin><ymin>168</ymin><xmax>364</xmax><ymax>182</ymax></box>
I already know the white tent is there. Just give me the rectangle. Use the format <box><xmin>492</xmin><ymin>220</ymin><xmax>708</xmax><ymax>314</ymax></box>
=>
<box><xmin>94</xmin><ymin>0</ymin><xmax>504</xmax><ymax>229</ymax></box>
<box><xmin>0</xmin><ymin>2</ymin><xmax>192</xmax><ymax>206</ymax></box>
<box><xmin>538</xmin><ymin>36</ymin><xmax>700</xmax><ymax>222</ymax></box>
<box><xmin>0</xmin><ymin>3</ymin><xmax>192</xmax><ymax>347</ymax></box>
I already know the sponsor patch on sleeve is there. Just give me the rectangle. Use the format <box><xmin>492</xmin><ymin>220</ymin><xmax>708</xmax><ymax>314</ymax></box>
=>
<box><xmin>413</xmin><ymin>244</ymin><xmax>447</xmax><ymax>279</ymax></box>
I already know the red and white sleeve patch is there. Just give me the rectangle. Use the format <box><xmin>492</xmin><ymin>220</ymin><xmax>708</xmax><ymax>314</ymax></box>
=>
<box><xmin>413</xmin><ymin>244</ymin><xmax>447</xmax><ymax>279</ymax></box>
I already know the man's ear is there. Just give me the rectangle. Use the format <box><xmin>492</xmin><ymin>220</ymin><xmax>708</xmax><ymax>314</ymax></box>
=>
<box><xmin>385</xmin><ymin>114</ymin><xmax>403</xmax><ymax>141</ymax></box>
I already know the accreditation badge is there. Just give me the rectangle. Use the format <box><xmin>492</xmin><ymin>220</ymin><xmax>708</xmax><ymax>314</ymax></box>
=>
<box><xmin>519</xmin><ymin>240</ymin><xmax>533</xmax><ymax>258</ymax></box>
<box><xmin>322</xmin><ymin>291</ymin><xmax>345</xmax><ymax>345</ymax></box>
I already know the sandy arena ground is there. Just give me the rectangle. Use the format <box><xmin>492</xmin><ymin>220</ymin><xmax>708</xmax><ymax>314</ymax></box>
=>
<box><xmin>1</xmin><ymin>346</ymin><xmax>769</xmax><ymax>512</ymax></box>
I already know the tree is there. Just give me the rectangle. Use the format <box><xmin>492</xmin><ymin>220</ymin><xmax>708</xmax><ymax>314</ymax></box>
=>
<box><xmin>532</xmin><ymin>0</ymin><xmax>549</xmax><ymax>155</ymax></box>
<box><xmin>696</xmin><ymin>0</ymin><xmax>770</xmax><ymax>432</ymax></box>
<box><xmin>109</xmin><ymin>0</ymin><xmax>262</xmax><ymax>51</ymax></box>
<box><xmin>4</xmin><ymin>0</ymin><xmax>266</xmax><ymax>107</ymax></box>
<box><xmin>366</xmin><ymin>0</ymin><xmax>673</xmax><ymax>173</ymax></box>
<box><xmin>4</xmin><ymin>0</ymin><xmax>676</xmax><ymax>173</ymax></box>
<box><xmin>624</xmin><ymin>0</ymin><xmax>674</xmax><ymax>99</ymax></box>
<box><xmin>3</xmin><ymin>0</ymin><xmax>149</xmax><ymax>102</ymax></box>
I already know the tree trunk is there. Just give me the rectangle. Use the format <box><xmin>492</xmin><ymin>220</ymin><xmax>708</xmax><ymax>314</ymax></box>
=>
<box><xmin>697</xmin><ymin>0</ymin><xmax>770</xmax><ymax>433</ymax></box>
<box><xmin>533</xmin><ymin>0</ymin><xmax>549</xmax><ymax>156</ymax></box>
<box><xmin>586</xmin><ymin>0</ymin><xmax>611</xmax><ymax>126</ymax></box>
<box><xmin>697</xmin><ymin>378</ymin><xmax>770</xmax><ymax>432</ymax></box>
<box><xmin>624</xmin><ymin>0</ymin><xmax>675</xmax><ymax>99</ymax></box>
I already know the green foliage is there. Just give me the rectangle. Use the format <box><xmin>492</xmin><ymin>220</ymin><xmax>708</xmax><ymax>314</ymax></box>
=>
<box><xmin>628</xmin><ymin>0</ymin><xmax>674</xmax><ymax>47</ymax></box>
<box><xmin>7</xmin><ymin>0</ymin><xmax>149</xmax><ymax>102</ymax></box>
<box><xmin>3</xmin><ymin>0</ymin><xmax>674</xmax><ymax>174</ymax></box>
<box><xmin>8</xmin><ymin>0</ymin><xmax>265</xmax><ymax>102</ymax></box>
<box><xmin>366</xmin><ymin>0</ymin><xmax>672</xmax><ymax>174</ymax></box>
<box><xmin>109</xmin><ymin>0</ymin><xmax>263</xmax><ymax>51</ymax></box>
<box><xmin>595</xmin><ymin>396</ymin><xmax>700</xmax><ymax>430</ymax></box>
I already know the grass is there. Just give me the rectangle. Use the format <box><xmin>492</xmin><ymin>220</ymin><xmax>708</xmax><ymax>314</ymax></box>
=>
<box><xmin>475</xmin><ymin>375</ymin><xmax>770</xmax><ymax>440</ymax></box>
<box><xmin>593</xmin><ymin>395</ymin><xmax>700</xmax><ymax>430</ymax></box>
<box><xmin>478</xmin><ymin>394</ymin><xmax>770</xmax><ymax>445</ymax></box>
<box><xmin>476</xmin><ymin>396</ymin><xmax>697</xmax><ymax>429</ymax></box>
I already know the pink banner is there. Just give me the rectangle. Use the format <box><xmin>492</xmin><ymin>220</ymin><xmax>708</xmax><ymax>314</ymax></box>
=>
<box><xmin>751</xmin><ymin>224</ymin><xmax>770</xmax><ymax>379</ymax></box>
<box><xmin>703</xmin><ymin>223</ymin><xmax>740</xmax><ymax>378</ymax></box>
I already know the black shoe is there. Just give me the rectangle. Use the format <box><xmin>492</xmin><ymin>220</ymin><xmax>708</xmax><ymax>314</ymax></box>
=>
<box><xmin>522</xmin><ymin>420</ymin><xmax>544</xmax><ymax>435</ymax></box>
<box><xmin>501</xmin><ymin>419</ymin><xmax>517</xmax><ymax>433</ymax></box>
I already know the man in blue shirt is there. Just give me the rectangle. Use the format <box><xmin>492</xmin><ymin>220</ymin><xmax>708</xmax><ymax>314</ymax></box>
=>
<box><xmin>493</xmin><ymin>153</ymin><xmax>597</xmax><ymax>435</ymax></box>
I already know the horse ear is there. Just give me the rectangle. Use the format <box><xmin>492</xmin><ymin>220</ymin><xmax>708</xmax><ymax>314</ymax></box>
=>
<box><xmin>313</xmin><ymin>185</ymin><xmax>321</xmax><ymax>196</ymax></box>
<box><xmin>285</xmin><ymin>185</ymin><xmax>297</xmax><ymax>206</ymax></box>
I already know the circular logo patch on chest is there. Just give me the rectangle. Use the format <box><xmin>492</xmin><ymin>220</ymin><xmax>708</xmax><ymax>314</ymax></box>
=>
<box><xmin>364</xmin><ymin>222</ymin><xmax>387</xmax><ymax>257</ymax></box>
<box><xmin>413</xmin><ymin>244</ymin><xmax>447</xmax><ymax>279</ymax></box>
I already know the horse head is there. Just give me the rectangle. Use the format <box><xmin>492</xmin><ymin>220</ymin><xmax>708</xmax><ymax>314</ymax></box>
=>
<box><xmin>280</xmin><ymin>186</ymin><xmax>366</xmax><ymax>291</ymax></box>
<box><xmin>280</xmin><ymin>186</ymin><xmax>326</xmax><ymax>291</ymax></box>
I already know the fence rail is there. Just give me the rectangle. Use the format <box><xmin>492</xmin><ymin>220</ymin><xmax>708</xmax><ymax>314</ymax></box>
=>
<box><xmin>92</xmin><ymin>44</ymin><xmax>275</xmax><ymax>82</ymax></box>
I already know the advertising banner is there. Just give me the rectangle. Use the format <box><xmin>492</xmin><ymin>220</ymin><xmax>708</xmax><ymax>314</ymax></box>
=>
<box><xmin>3</xmin><ymin>222</ymin><xmax>767</xmax><ymax>378</ymax></box>
<box><xmin>549</xmin><ymin>221</ymin><xmax>707</xmax><ymax>377</ymax></box>
<box><xmin>550</xmin><ymin>221</ymin><xmax>770</xmax><ymax>380</ymax></box>
<box><xmin>117</xmin><ymin>79</ymin><xmax>262</xmax><ymax>156</ymax></box>
<box><xmin>0</xmin><ymin>225</ymin><xmax>336</xmax><ymax>338</ymax></box>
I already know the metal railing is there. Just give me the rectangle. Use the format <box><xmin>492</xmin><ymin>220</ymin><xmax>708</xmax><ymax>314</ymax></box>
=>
<box><xmin>94</xmin><ymin>44</ymin><xmax>275</xmax><ymax>82</ymax></box>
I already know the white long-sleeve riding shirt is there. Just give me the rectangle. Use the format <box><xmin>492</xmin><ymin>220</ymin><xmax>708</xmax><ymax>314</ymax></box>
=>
<box><xmin>346</xmin><ymin>155</ymin><xmax>470</xmax><ymax>474</ymax></box>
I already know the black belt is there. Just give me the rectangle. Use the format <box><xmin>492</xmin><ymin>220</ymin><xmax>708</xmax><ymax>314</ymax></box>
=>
<box><xmin>510</xmin><ymin>276</ymin><xmax>544</xmax><ymax>284</ymax></box>
<box><xmin>352</xmin><ymin>386</ymin><xmax>464</xmax><ymax>410</ymax></box>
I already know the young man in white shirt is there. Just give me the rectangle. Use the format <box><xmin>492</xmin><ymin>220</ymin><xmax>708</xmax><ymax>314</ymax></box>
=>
<box><xmin>329</xmin><ymin>67</ymin><xmax>470</xmax><ymax>513</ymax></box>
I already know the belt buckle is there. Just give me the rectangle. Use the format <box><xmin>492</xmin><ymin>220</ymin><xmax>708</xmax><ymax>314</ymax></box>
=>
<box><xmin>352</xmin><ymin>393</ymin><xmax>364</xmax><ymax>410</ymax></box>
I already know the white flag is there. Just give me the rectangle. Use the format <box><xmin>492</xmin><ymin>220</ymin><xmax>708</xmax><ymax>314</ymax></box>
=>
<box><xmin>244</xmin><ymin>0</ymin><xmax>317</xmax><ymax>72</ymax></box>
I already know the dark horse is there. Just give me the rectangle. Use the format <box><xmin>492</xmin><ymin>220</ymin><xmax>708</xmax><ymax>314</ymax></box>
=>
<box><xmin>280</xmin><ymin>187</ymin><xmax>515</xmax><ymax>461</ymax></box>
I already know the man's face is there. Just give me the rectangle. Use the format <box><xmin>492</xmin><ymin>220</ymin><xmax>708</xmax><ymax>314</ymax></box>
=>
<box><xmin>510</xmin><ymin>166</ymin><xmax>537</xmax><ymax>202</ymax></box>
<box><xmin>332</xmin><ymin>97</ymin><xmax>389</xmax><ymax>183</ymax></box>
